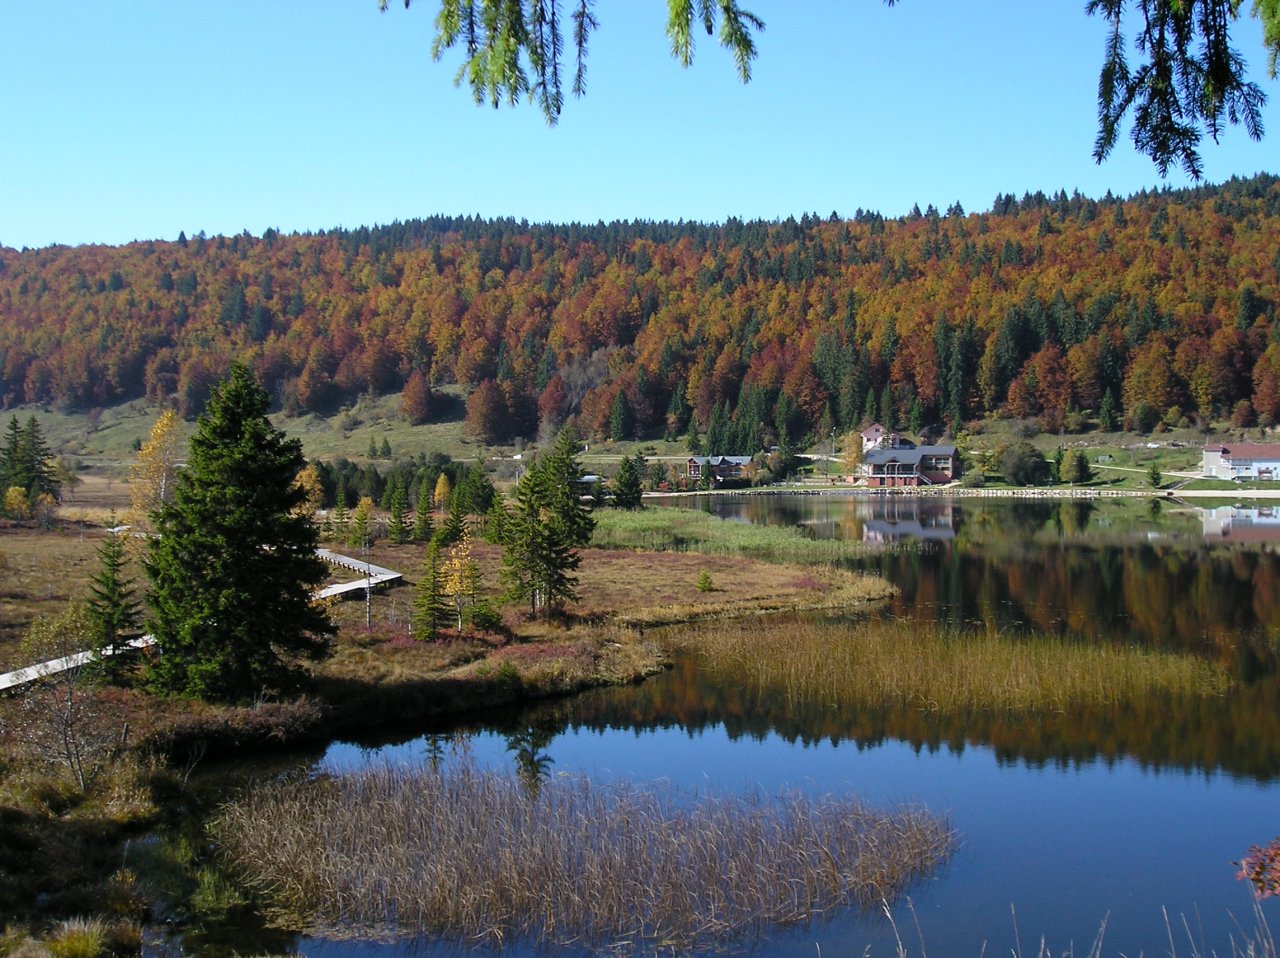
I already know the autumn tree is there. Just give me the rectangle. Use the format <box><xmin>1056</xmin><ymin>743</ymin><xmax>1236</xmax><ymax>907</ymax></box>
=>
<box><xmin>402</xmin><ymin>368</ymin><xmax>433</xmax><ymax>424</ymax></box>
<box><xmin>128</xmin><ymin>409</ymin><xmax>182</xmax><ymax>538</ymax></box>
<box><xmin>144</xmin><ymin>364</ymin><xmax>333</xmax><ymax>702</ymax></box>
<box><xmin>839</xmin><ymin>430</ymin><xmax>865</xmax><ymax>476</ymax></box>
<box><xmin>441</xmin><ymin>525</ymin><xmax>479</xmax><ymax>631</ymax></box>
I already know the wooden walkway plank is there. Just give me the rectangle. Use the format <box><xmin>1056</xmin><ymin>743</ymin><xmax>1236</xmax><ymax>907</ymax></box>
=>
<box><xmin>0</xmin><ymin>549</ymin><xmax>403</xmax><ymax>693</ymax></box>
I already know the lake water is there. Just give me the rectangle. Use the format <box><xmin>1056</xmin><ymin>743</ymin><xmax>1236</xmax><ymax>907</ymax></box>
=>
<box><xmin>253</xmin><ymin>497</ymin><xmax>1280</xmax><ymax>956</ymax></box>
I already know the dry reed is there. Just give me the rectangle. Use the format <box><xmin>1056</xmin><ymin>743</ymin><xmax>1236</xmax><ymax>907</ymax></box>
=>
<box><xmin>675</xmin><ymin>618</ymin><xmax>1232</xmax><ymax>713</ymax></box>
<box><xmin>215</xmin><ymin>759</ymin><xmax>953</xmax><ymax>951</ymax></box>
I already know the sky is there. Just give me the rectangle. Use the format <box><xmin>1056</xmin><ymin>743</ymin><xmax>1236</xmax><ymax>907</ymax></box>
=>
<box><xmin>3</xmin><ymin>1</ymin><xmax>1279</xmax><ymax>249</ymax></box>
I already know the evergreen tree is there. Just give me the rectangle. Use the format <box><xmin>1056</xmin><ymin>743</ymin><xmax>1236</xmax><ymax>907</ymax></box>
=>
<box><xmin>144</xmin><ymin>364</ymin><xmax>333</xmax><ymax>702</ymax></box>
<box><xmin>612</xmin><ymin>454</ymin><xmax>644</xmax><ymax>509</ymax></box>
<box><xmin>349</xmin><ymin>496</ymin><xmax>375</xmax><ymax>549</ymax></box>
<box><xmin>499</xmin><ymin>429</ymin><xmax>594</xmax><ymax>617</ymax></box>
<box><xmin>1067</xmin><ymin>449</ymin><xmax>1094</xmax><ymax>484</ymax></box>
<box><xmin>331</xmin><ymin>485</ymin><xmax>350</xmax><ymax>543</ymax></box>
<box><xmin>0</xmin><ymin>415</ymin><xmax>22</xmax><ymax>493</ymax></box>
<box><xmin>1</xmin><ymin>416</ymin><xmax>59</xmax><ymax>503</ymax></box>
<box><xmin>433</xmin><ymin>501</ymin><xmax>465</xmax><ymax>548</ymax></box>
<box><xmin>387</xmin><ymin>474</ymin><xmax>410</xmax><ymax>544</ymax></box>
<box><xmin>609</xmin><ymin>389</ymin><xmax>635</xmax><ymax>441</ymax></box>
<box><xmin>85</xmin><ymin>516</ymin><xmax>140</xmax><ymax>684</ymax></box>
<box><xmin>412</xmin><ymin>542</ymin><xmax>449</xmax><ymax>641</ymax></box>
<box><xmin>413</xmin><ymin>498</ymin><xmax>434</xmax><ymax>542</ymax></box>
<box><xmin>1099</xmin><ymin>389</ymin><xmax>1120</xmax><ymax>432</ymax></box>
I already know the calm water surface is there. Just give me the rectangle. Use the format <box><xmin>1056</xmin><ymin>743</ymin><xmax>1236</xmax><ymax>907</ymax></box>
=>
<box><xmin>288</xmin><ymin>498</ymin><xmax>1280</xmax><ymax>956</ymax></box>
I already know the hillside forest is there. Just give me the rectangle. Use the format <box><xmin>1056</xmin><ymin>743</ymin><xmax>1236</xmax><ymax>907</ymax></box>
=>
<box><xmin>3</xmin><ymin>175</ymin><xmax>1280</xmax><ymax>450</ymax></box>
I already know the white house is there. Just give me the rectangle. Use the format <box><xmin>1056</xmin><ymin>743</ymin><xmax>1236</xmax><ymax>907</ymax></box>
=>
<box><xmin>1202</xmin><ymin>442</ymin><xmax>1280</xmax><ymax>481</ymax></box>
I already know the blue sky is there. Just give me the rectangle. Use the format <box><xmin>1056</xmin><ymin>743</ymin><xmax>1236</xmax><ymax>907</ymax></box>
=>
<box><xmin>3</xmin><ymin>1</ymin><xmax>1278</xmax><ymax>249</ymax></box>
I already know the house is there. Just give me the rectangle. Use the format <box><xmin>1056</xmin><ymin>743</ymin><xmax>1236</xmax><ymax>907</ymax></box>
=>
<box><xmin>863</xmin><ymin>444</ymin><xmax>957</xmax><ymax>487</ymax></box>
<box><xmin>860</xmin><ymin>423</ymin><xmax>906</xmax><ymax>452</ymax></box>
<box><xmin>1202</xmin><ymin>442</ymin><xmax>1280</xmax><ymax>481</ymax></box>
<box><xmin>685</xmin><ymin>455</ymin><xmax>753</xmax><ymax>481</ymax></box>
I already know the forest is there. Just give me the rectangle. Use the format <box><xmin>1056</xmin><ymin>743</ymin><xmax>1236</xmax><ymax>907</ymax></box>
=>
<box><xmin>2</xmin><ymin>174</ymin><xmax>1279</xmax><ymax>449</ymax></box>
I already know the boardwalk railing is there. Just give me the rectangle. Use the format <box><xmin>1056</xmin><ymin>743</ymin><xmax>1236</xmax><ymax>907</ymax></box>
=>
<box><xmin>0</xmin><ymin>549</ymin><xmax>402</xmax><ymax>693</ymax></box>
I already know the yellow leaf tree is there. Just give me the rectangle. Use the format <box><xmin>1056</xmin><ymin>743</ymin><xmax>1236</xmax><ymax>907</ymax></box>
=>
<box><xmin>441</xmin><ymin>525</ymin><xmax>477</xmax><ymax>632</ymax></box>
<box><xmin>128</xmin><ymin>409</ymin><xmax>182</xmax><ymax>539</ymax></box>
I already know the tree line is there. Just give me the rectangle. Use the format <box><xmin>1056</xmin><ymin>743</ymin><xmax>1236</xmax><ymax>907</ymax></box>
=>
<box><xmin>2</xmin><ymin>175</ymin><xmax>1279</xmax><ymax>450</ymax></box>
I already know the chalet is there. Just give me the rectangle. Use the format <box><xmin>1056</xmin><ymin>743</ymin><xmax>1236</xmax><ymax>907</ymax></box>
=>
<box><xmin>863</xmin><ymin>444</ymin><xmax>957</xmax><ymax>487</ymax></box>
<box><xmin>1202</xmin><ymin>443</ymin><xmax>1280</xmax><ymax>481</ymax></box>
<box><xmin>686</xmin><ymin>455</ymin><xmax>753</xmax><ymax>481</ymax></box>
<box><xmin>861</xmin><ymin>423</ymin><xmax>905</xmax><ymax>452</ymax></box>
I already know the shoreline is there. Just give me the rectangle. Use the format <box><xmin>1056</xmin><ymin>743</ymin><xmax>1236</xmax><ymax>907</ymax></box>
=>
<box><xmin>650</xmin><ymin>484</ymin><xmax>1280</xmax><ymax>501</ymax></box>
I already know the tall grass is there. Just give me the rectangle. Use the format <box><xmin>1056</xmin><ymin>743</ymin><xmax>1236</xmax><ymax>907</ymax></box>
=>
<box><xmin>215</xmin><ymin>759</ymin><xmax>953</xmax><ymax>951</ymax></box>
<box><xmin>592</xmin><ymin>506</ymin><xmax>913</xmax><ymax>564</ymax></box>
<box><xmin>675</xmin><ymin>618</ymin><xmax>1232</xmax><ymax>713</ymax></box>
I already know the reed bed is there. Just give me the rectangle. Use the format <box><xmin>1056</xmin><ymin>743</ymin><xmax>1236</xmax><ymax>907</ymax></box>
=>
<box><xmin>591</xmin><ymin>507</ymin><xmax>915</xmax><ymax>564</ymax></box>
<box><xmin>214</xmin><ymin>760</ymin><xmax>953</xmax><ymax>951</ymax></box>
<box><xmin>675</xmin><ymin>618</ymin><xmax>1232</xmax><ymax>713</ymax></box>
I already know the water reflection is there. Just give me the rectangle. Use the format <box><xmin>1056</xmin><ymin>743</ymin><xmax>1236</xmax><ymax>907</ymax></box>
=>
<box><xmin>684</xmin><ymin>495</ymin><xmax>1280</xmax><ymax>657</ymax></box>
<box><xmin>1203</xmin><ymin>505</ymin><xmax>1280</xmax><ymax>542</ymax></box>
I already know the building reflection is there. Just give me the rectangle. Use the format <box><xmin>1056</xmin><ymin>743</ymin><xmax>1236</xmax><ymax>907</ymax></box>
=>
<box><xmin>1202</xmin><ymin>506</ymin><xmax>1280</xmax><ymax>544</ymax></box>
<box><xmin>860</xmin><ymin>497</ymin><xmax>956</xmax><ymax>543</ymax></box>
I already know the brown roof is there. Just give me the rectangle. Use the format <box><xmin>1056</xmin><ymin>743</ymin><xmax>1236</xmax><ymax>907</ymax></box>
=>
<box><xmin>1213</xmin><ymin>443</ymin><xmax>1280</xmax><ymax>459</ymax></box>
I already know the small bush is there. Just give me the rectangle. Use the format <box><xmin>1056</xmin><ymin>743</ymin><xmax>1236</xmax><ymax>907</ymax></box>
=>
<box><xmin>696</xmin><ymin>570</ymin><xmax>713</xmax><ymax>593</ymax></box>
<box><xmin>466</xmin><ymin>599</ymin><xmax>502</xmax><ymax>633</ymax></box>
<box><xmin>44</xmin><ymin>919</ymin><xmax>106</xmax><ymax>958</ymax></box>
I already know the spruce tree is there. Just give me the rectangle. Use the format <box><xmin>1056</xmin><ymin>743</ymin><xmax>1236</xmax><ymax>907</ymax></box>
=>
<box><xmin>144</xmin><ymin>364</ymin><xmax>333</xmax><ymax>702</ymax></box>
<box><xmin>412</xmin><ymin>499</ymin><xmax>434</xmax><ymax>542</ymax></box>
<box><xmin>387</xmin><ymin>474</ymin><xmax>410</xmax><ymax>544</ymax></box>
<box><xmin>499</xmin><ymin>429</ymin><xmax>594</xmax><ymax>617</ymax></box>
<box><xmin>85</xmin><ymin>515</ymin><xmax>140</xmax><ymax>684</ymax></box>
<box><xmin>612</xmin><ymin>454</ymin><xmax>644</xmax><ymax>509</ymax></box>
<box><xmin>412</xmin><ymin>541</ymin><xmax>449</xmax><ymax>640</ymax></box>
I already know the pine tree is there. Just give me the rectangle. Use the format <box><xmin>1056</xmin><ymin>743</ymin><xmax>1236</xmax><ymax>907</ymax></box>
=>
<box><xmin>387</xmin><ymin>474</ymin><xmax>410</xmax><ymax>544</ymax></box>
<box><xmin>349</xmin><ymin>496</ymin><xmax>375</xmax><ymax>549</ymax></box>
<box><xmin>413</xmin><ymin>500</ymin><xmax>434</xmax><ymax>542</ymax></box>
<box><xmin>0</xmin><ymin>416</ymin><xmax>60</xmax><ymax>504</ymax></box>
<box><xmin>612</xmin><ymin>454</ymin><xmax>644</xmax><ymax>509</ymax></box>
<box><xmin>331</xmin><ymin>485</ymin><xmax>350</xmax><ymax>543</ymax></box>
<box><xmin>144</xmin><ymin>364</ymin><xmax>333</xmax><ymax>702</ymax></box>
<box><xmin>498</xmin><ymin>429</ymin><xmax>594</xmax><ymax>617</ymax></box>
<box><xmin>412</xmin><ymin>541</ymin><xmax>449</xmax><ymax>641</ymax></box>
<box><xmin>85</xmin><ymin>515</ymin><xmax>140</xmax><ymax>684</ymax></box>
<box><xmin>0</xmin><ymin>415</ymin><xmax>23</xmax><ymax>494</ymax></box>
<box><xmin>1099</xmin><ymin>389</ymin><xmax>1120</xmax><ymax>432</ymax></box>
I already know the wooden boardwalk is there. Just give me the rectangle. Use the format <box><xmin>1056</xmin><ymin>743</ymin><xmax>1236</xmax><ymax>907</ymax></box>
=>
<box><xmin>0</xmin><ymin>550</ymin><xmax>402</xmax><ymax>693</ymax></box>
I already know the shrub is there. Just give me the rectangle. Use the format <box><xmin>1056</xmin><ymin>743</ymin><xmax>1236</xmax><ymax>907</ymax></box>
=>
<box><xmin>997</xmin><ymin>441</ymin><xmax>1049</xmax><ymax>486</ymax></box>
<box><xmin>45</xmin><ymin>919</ymin><xmax>106</xmax><ymax>958</ymax></box>
<box><xmin>696</xmin><ymin>570</ymin><xmax>713</xmax><ymax>593</ymax></box>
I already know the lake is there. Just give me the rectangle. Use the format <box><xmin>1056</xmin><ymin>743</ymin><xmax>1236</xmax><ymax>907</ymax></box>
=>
<box><xmin>211</xmin><ymin>496</ymin><xmax>1280</xmax><ymax>957</ymax></box>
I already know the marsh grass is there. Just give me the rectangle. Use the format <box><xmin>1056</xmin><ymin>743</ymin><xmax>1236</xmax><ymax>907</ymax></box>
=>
<box><xmin>591</xmin><ymin>507</ymin><xmax>912</xmax><ymax>564</ymax></box>
<box><xmin>215</xmin><ymin>759</ymin><xmax>953</xmax><ymax>951</ymax></box>
<box><xmin>675</xmin><ymin>618</ymin><xmax>1232</xmax><ymax>713</ymax></box>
